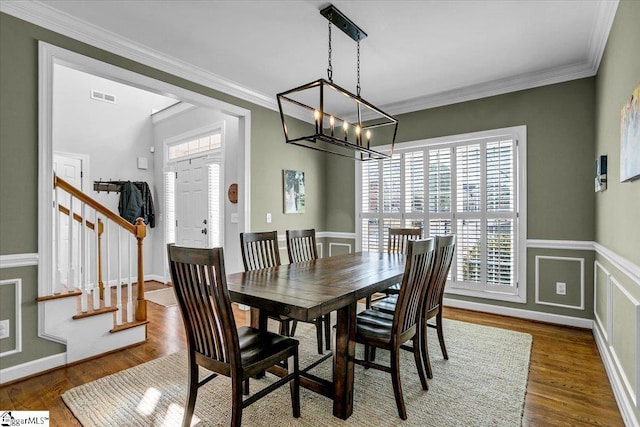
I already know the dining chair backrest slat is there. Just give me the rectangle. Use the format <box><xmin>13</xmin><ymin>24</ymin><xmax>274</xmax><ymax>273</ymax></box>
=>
<box><xmin>240</xmin><ymin>231</ymin><xmax>281</xmax><ymax>271</ymax></box>
<box><xmin>286</xmin><ymin>229</ymin><xmax>319</xmax><ymax>263</ymax></box>
<box><xmin>388</xmin><ymin>228</ymin><xmax>422</xmax><ymax>254</ymax></box>
<box><xmin>168</xmin><ymin>245</ymin><xmax>238</xmax><ymax>367</ymax></box>
<box><xmin>393</xmin><ymin>238</ymin><xmax>435</xmax><ymax>338</ymax></box>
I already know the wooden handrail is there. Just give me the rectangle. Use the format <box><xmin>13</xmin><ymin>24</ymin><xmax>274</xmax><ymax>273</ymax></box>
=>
<box><xmin>54</xmin><ymin>176</ymin><xmax>135</xmax><ymax>234</ymax></box>
<box><xmin>58</xmin><ymin>204</ymin><xmax>104</xmax><ymax>234</ymax></box>
<box><xmin>54</xmin><ymin>175</ymin><xmax>147</xmax><ymax>323</ymax></box>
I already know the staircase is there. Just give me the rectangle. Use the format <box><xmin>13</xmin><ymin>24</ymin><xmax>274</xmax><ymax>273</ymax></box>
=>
<box><xmin>37</xmin><ymin>175</ymin><xmax>148</xmax><ymax>363</ymax></box>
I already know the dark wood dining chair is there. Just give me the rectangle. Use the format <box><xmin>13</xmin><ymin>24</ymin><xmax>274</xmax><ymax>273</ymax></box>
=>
<box><xmin>354</xmin><ymin>238</ymin><xmax>435</xmax><ymax>420</ymax></box>
<box><xmin>366</xmin><ymin>227</ymin><xmax>423</xmax><ymax>308</ymax></box>
<box><xmin>240</xmin><ymin>231</ymin><xmax>292</xmax><ymax>337</ymax></box>
<box><xmin>419</xmin><ymin>234</ymin><xmax>455</xmax><ymax>378</ymax></box>
<box><xmin>167</xmin><ymin>244</ymin><xmax>300</xmax><ymax>427</ymax></box>
<box><xmin>286</xmin><ymin>229</ymin><xmax>331</xmax><ymax>354</ymax></box>
<box><xmin>373</xmin><ymin>234</ymin><xmax>456</xmax><ymax>379</ymax></box>
<box><xmin>286</xmin><ymin>228</ymin><xmax>318</xmax><ymax>263</ymax></box>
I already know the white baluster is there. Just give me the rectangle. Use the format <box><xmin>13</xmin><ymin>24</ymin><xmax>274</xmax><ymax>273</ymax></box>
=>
<box><xmin>127</xmin><ymin>235</ymin><xmax>133</xmax><ymax>323</ymax></box>
<box><xmin>104</xmin><ymin>221</ymin><xmax>111</xmax><ymax>307</ymax></box>
<box><xmin>80</xmin><ymin>202</ymin><xmax>88</xmax><ymax>312</ymax></box>
<box><xmin>93</xmin><ymin>209</ymin><xmax>100</xmax><ymax>309</ymax></box>
<box><xmin>68</xmin><ymin>197</ymin><xmax>75</xmax><ymax>290</ymax></box>
<box><xmin>54</xmin><ymin>185</ymin><xmax>60</xmax><ymax>295</ymax></box>
<box><xmin>116</xmin><ymin>227</ymin><xmax>123</xmax><ymax>325</ymax></box>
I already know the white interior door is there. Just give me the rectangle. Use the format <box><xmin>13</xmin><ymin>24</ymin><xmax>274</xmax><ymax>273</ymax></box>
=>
<box><xmin>53</xmin><ymin>153</ymin><xmax>84</xmax><ymax>285</ymax></box>
<box><xmin>176</xmin><ymin>157</ymin><xmax>209</xmax><ymax>248</ymax></box>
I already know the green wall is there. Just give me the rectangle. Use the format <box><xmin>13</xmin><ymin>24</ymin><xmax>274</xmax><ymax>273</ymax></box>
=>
<box><xmin>326</xmin><ymin>77</ymin><xmax>597</xmax><ymax>316</ymax></box>
<box><xmin>327</xmin><ymin>78</ymin><xmax>596</xmax><ymax>241</ymax></box>
<box><xmin>593</xmin><ymin>1</ymin><xmax>640</xmax><ymax>423</ymax></box>
<box><xmin>0</xmin><ymin>12</ymin><xmax>326</xmax><ymax>368</ymax></box>
<box><xmin>595</xmin><ymin>0</ymin><xmax>640</xmax><ymax>266</ymax></box>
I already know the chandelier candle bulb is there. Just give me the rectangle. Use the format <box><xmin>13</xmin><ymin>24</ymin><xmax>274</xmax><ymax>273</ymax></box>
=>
<box><xmin>366</xmin><ymin>130</ymin><xmax>371</xmax><ymax>147</ymax></box>
<box><xmin>313</xmin><ymin>110</ymin><xmax>321</xmax><ymax>134</ymax></box>
<box><xmin>355</xmin><ymin>125</ymin><xmax>361</xmax><ymax>146</ymax></box>
<box><xmin>343</xmin><ymin>121</ymin><xmax>349</xmax><ymax>141</ymax></box>
<box><xmin>329</xmin><ymin>116</ymin><xmax>335</xmax><ymax>136</ymax></box>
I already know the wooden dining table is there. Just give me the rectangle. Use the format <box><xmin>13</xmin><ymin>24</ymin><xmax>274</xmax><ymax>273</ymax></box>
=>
<box><xmin>226</xmin><ymin>251</ymin><xmax>406</xmax><ymax>420</ymax></box>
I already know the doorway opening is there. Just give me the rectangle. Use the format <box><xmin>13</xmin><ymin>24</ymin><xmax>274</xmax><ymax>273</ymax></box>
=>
<box><xmin>39</xmin><ymin>42</ymin><xmax>251</xmax><ymax>309</ymax></box>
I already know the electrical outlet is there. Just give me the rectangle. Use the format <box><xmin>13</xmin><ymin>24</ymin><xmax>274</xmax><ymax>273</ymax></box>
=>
<box><xmin>0</xmin><ymin>319</ymin><xmax>10</xmax><ymax>339</ymax></box>
<box><xmin>556</xmin><ymin>282</ymin><xmax>567</xmax><ymax>295</ymax></box>
<box><xmin>266</xmin><ymin>212</ymin><xmax>272</xmax><ymax>223</ymax></box>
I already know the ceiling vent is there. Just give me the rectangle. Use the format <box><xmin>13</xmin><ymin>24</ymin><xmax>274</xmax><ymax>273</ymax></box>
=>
<box><xmin>90</xmin><ymin>89</ymin><xmax>116</xmax><ymax>104</ymax></box>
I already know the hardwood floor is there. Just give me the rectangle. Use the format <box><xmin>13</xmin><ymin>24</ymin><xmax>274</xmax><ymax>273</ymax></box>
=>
<box><xmin>0</xmin><ymin>295</ymin><xmax>623</xmax><ymax>426</ymax></box>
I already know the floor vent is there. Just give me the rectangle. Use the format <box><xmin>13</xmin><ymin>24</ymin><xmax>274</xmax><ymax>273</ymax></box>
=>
<box><xmin>90</xmin><ymin>89</ymin><xmax>117</xmax><ymax>104</ymax></box>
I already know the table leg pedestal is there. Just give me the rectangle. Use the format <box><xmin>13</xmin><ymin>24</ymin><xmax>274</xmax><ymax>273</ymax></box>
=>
<box><xmin>333</xmin><ymin>302</ymin><xmax>356</xmax><ymax>419</ymax></box>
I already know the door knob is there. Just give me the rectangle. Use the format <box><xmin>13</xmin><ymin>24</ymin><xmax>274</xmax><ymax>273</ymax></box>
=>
<box><xmin>201</xmin><ymin>228</ymin><xmax>208</xmax><ymax>235</ymax></box>
<box><xmin>203</xmin><ymin>219</ymin><xmax>207</xmax><ymax>225</ymax></box>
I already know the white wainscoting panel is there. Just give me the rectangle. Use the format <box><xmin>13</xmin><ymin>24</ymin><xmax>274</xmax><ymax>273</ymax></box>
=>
<box><xmin>609</xmin><ymin>276</ymin><xmax>640</xmax><ymax>408</ymax></box>
<box><xmin>594</xmin><ymin>261</ymin><xmax>612</xmax><ymax>342</ymax></box>
<box><xmin>0</xmin><ymin>279</ymin><xmax>22</xmax><ymax>357</ymax></box>
<box><xmin>329</xmin><ymin>242</ymin><xmax>352</xmax><ymax>257</ymax></box>
<box><xmin>534</xmin><ymin>255</ymin><xmax>585</xmax><ymax>310</ymax></box>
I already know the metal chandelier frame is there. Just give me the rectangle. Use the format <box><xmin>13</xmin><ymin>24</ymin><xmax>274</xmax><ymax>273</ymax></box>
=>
<box><xmin>276</xmin><ymin>4</ymin><xmax>398</xmax><ymax>161</ymax></box>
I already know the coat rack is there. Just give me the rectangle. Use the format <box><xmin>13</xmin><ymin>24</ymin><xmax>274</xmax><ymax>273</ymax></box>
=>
<box><xmin>93</xmin><ymin>180</ymin><xmax>126</xmax><ymax>193</ymax></box>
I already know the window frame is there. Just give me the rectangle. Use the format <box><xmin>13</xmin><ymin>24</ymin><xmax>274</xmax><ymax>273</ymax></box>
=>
<box><xmin>356</xmin><ymin>125</ymin><xmax>527</xmax><ymax>303</ymax></box>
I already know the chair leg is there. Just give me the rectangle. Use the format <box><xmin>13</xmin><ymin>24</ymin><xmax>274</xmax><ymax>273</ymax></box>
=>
<box><xmin>390</xmin><ymin>347</ymin><xmax>407</xmax><ymax>420</ymax></box>
<box><xmin>242</xmin><ymin>378</ymin><xmax>250</xmax><ymax>396</ymax></box>
<box><xmin>289</xmin><ymin>320</ymin><xmax>298</xmax><ymax>337</ymax></box>
<box><xmin>412</xmin><ymin>334</ymin><xmax>428</xmax><ymax>390</ymax></box>
<box><xmin>315</xmin><ymin>318</ymin><xmax>323</xmax><ymax>354</ymax></box>
<box><xmin>436</xmin><ymin>311</ymin><xmax>448</xmax><ymax>360</ymax></box>
<box><xmin>182</xmin><ymin>360</ymin><xmax>199</xmax><ymax>427</ymax></box>
<box><xmin>363</xmin><ymin>343</ymin><xmax>371</xmax><ymax>368</ymax></box>
<box><xmin>280</xmin><ymin>319</ymin><xmax>291</xmax><ymax>336</ymax></box>
<box><xmin>289</xmin><ymin>351</ymin><xmax>301</xmax><ymax>418</ymax></box>
<box><xmin>421</xmin><ymin>318</ymin><xmax>433</xmax><ymax>380</ymax></box>
<box><xmin>231</xmin><ymin>376</ymin><xmax>243</xmax><ymax>427</ymax></box>
<box><xmin>324</xmin><ymin>314</ymin><xmax>331</xmax><ymax>350</ymax></box>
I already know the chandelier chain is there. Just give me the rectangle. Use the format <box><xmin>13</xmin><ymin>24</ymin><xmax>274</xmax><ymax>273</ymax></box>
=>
<box><xmin>356</xmin><ymin>35</ymin><xmax>361</xmax><ymax>97</ymax></box>
<box><xmin>327</xmin><ymin>20</ymin><xmax>333</xmax><ymax>82</ymax></box>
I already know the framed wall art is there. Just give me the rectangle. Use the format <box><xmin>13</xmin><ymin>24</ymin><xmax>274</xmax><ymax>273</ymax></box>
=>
<box><xmin>283</xmin><ymin>169</ymin><xmax>305</xmax><ymax>214</ymax></box>
<box><xmin>620</xmin><ymin>83</ymin><xmax>640</xmax><ymax>182</ymax></box>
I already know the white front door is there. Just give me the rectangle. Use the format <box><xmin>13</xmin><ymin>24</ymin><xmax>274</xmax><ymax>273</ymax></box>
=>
<box><xmin>176</xmin><ymin>157</ymin><xmax>209</xmax><ymax>248</ymax></box>
<box><xmin>53</xmin><ymin>153</ymin><xmax>84</xmax><ymax>286</ymax></box>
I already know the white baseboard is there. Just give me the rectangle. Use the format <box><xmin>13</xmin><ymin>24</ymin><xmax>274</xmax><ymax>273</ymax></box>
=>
<box><xmin>443</xmin><ymin>297</ymin><xmax>594</xmax><ymax>329</ymax></box>
<box><xmin>145</xmin><ymin>274</ymin><xmax>166</xmax><ymax>283</ymax></box>
<box><xmin>0</xmin><ymin>352</ymin><xmax>66</xmax><ymax>385</ymax></box>
<box><xmin>593</xmin><ymin>323</ymin><xmax>640</xmax><ymax>427</ymax></box>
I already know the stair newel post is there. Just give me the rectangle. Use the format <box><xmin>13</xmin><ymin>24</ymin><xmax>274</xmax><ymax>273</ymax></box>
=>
<box><xmin>134</xmin><ymin>217</ymin><xmax>147</xmax><ymax>322</ymax></box>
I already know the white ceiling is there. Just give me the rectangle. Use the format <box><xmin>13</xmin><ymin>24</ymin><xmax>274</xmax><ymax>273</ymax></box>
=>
<box><xmin>2</xmin><ymin>0</ymin><xmax>619</xmax><ymax>115</ymax></box>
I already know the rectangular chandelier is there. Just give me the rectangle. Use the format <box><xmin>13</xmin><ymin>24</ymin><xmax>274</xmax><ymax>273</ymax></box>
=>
<box><xmin>276</xmin><ymin>5</ymin><xmax>398</xmax><ymax>161</ymax></box>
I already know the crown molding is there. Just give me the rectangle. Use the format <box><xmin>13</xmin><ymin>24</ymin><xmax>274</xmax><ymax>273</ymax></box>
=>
<box><xmin>0</xmin><ymin>0</ymin><xmax>276</xmax><ymax>111</ymax></box>
<box><xmin>0</xmin><ymin>0</ymin><xmax>619</xmax><ymax>117</ymax></box>
<box><xmin>382</xmin><ymin>0</ymin><xmax>619</xmax><ymax>116</ymax></box>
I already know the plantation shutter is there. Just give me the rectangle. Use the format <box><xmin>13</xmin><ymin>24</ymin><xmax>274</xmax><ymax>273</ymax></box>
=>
<box><xmin>358</xmin><ymin>128</ymin><xmax>521</xmax><ymax>297</ymax></box>
<box><xmin>164</xmin><ymin>171</ymin><xmax>176</xmax><ymax>244</ymax></box>
<box><xmin>208</xmin><ymin>163</ymin><xmax>222</xmax><ymax>247</ymax></box>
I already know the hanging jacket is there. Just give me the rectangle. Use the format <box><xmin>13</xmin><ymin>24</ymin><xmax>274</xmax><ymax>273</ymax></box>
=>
<box><xmin>118</xmin><ymin>181</ymin><xmax>155</xmax><ymax>228</ymax></box>
<box><xmin>134</xmin><ymin>181</ymin><xmax>155</xmax><ymax>228</ymax></box>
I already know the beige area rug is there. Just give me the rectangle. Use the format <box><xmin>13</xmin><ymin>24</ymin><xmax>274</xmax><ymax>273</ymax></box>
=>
<box><xmin>144</xmin><ymin>288</ymin><xmax>177</xmax><ymax>307</ymax></box>
<box><xmin>63</xmin><ymin>319</ymin><xmax>531</xmax><ymax>426</ymax></box>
